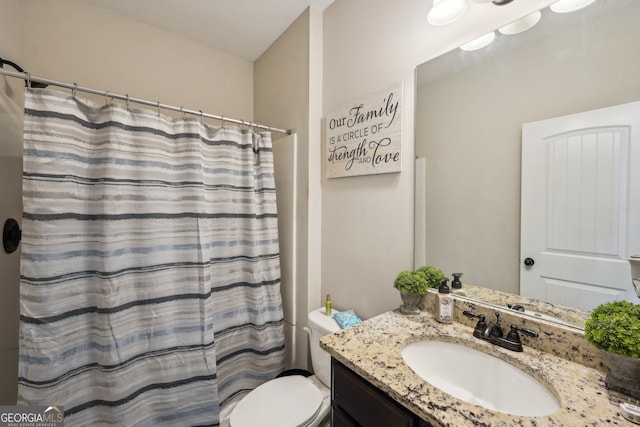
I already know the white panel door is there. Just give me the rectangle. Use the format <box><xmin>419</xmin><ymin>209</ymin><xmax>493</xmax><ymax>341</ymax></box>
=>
<box><xmin>521</xmin><ymin>102</ymin><xmax>640</xmax><ymax>311</ymax></box>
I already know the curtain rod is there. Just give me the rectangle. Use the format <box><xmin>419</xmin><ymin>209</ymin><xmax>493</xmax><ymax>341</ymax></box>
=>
<box><xmin>0</xmin><ymin>67</ymin><xmax>292</xmax><ymax>135</ymax></box>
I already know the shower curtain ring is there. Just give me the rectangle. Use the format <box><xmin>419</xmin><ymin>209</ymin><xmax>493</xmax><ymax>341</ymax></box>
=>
<box><xmin>220</xmin><ymin>116</ymin><xmax>225</xmax><ymax>129</ymax></box>
<box><xmin>199</xmin><ymin>110</ymin><xmax>203</xmax><ymax>123</ymax></box>
<box><xmin>25</xmin><ymin>72</ymin><xmax>31</xmax><ymax>88</ymax></box>
<box><xmin>180</xmin><ymin>106</ymin><xmax>185</xmax><ymax>119</ymax></box>
<box><xmin>72</xmin><ymin>82</ymin><xmax>78</xmax><ymax>98</ymax></box>
<box><xmin>125</xmin><ymin>94</ymin><xmax>130</xmax><ymax>110</ymax></box>
<box><xmin>104</xmin><ymin>91</ymin><xmax>113</xmax><ymax>106</ymax></box>
<box><xmin>157</xmin><ymin>101</ymin><xmax>161</xmax><ymax>116</ymax></box>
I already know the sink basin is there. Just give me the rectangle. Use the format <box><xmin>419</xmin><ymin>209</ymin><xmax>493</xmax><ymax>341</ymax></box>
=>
<box><xmin>401</xmin><ymin>341</ymin><xmax>560</xmax><ymax>417</ymax></box>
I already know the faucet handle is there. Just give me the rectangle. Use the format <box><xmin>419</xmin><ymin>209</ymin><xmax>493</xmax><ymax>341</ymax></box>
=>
<box><xmin>462</xmin><ymin>311</ymin><xmax>486</xmax><ymax>324</ymax></box>
<box><xmin>463</xmin><ymin>310</ymin><xmax>481</xmax><ymax>319</ymax></box>
<box><xmin>463</xmin><ymin>311</ymin><xmax>487</xmax><ymax>338</ymax></box>
<box><xmin>506</xmin><ymin>325</ymin><xmax>538</xmax><ymax>343</ymax></box>
<box><xmin>506</xmin><ymin>325</ymin><xmax>522</xmax><ymax>344</ymax></box>
<box><xmin>517</xmin><ymin>326</ymin><xmax>538</xmax><ymax>338</ymax></box>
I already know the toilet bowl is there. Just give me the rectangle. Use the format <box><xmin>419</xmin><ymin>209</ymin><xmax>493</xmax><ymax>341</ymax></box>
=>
<box><xmin>223</xmin><ymin>308</ymin><xmax>340</xmax><ymax>427</ymax></box>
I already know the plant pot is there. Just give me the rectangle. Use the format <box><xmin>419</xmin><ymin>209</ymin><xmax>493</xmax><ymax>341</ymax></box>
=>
<box><xmin>602</xmin><ymin>350</ymin><xmax>640</xmax><ymax>400</ymax></box>
<box><xmin>399</xmin><ymin>292</ymin><xmax>423</xmax><ymax>315</ymax></box>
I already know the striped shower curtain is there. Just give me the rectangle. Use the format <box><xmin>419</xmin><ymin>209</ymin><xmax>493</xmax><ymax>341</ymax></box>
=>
<box><xmin>18</xmin><ymin>88</ymin><xmax>285</xmax><ymax>426</ymax></box>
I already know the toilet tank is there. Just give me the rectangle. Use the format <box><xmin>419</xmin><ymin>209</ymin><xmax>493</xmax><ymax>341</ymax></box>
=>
<box><xmin>307</xmin><ymin>308</ymin><xmax>340</xmax><ymax>387</ymax></box>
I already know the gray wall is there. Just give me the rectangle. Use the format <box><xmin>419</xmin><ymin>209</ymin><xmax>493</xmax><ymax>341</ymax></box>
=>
<box><xmin>254</xmin><ymin>7</ymin><xmax>324</xmax><ymax>370</ymax></box>
<box><xmin>321</xmin><ymin>0</ymin><xmax>553</xmax><ymax>319</ymax></box>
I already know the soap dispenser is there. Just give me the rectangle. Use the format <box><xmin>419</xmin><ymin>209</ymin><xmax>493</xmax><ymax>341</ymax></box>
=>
<box><xmin>451</xmin><ymin>273</ymin><xmax>463</xmax><ymax>289</ymax></box>
<box><xmin>435</xmin><ymin>278</ymin><xmax>453</xmax><ymax>324</ymax></box>
<box><xmin>325</xmin><ymin>294</ymin><xmax>332</xmax><ymax>316</ymax></box>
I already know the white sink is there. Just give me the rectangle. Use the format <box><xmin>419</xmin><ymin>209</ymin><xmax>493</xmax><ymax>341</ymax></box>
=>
<box><xmin>401</xmin><ymin>341</ymin><xmax>560</xmax><ymax>417</ymax></box>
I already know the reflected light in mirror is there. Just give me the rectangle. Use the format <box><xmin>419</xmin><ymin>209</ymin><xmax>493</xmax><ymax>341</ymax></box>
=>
<box><xmin>459</xmin><ymin>31</ymin><xmax>496</xmax><ymax>51</ymax></box>
<box><xmin>428</xmin><ymin>0</ymin><xmax>468</xmax><ymax>26</ymax></box>
<box><xmin>498</xmin><ymin>10</ymin><xmax>542</xmax><ymax>35</ymax></box>
<box><xmin>550</xmin><ymin>0</ymin><xmax>598</xmax><ymax>14</ymax></box>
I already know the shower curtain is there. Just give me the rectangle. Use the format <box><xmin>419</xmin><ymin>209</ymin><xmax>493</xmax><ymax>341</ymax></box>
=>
<box><xmin>18</xmin><ymin>88</ymin><xmax>285</xmax><ymax>426</ymax></box>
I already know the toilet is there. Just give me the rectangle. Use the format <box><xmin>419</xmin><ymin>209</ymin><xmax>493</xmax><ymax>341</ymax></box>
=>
<box><xmin>224</xmin><ymin>307</ymin><xmax>340</xmax><ymax>427</ymax></box>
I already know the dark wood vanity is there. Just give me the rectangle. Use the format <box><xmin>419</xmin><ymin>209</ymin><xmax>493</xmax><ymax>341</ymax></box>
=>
<box><xmin>331</xmin><ymin>358</ymin><xmax>434</xmax><ymax>427</ymax></box>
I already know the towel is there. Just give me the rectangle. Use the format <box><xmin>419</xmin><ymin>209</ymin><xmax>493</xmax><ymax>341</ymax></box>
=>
<box><xmin>332</xmin><ymin>310</ymin><xmax>362</xmax><ymax>328</ymax></box>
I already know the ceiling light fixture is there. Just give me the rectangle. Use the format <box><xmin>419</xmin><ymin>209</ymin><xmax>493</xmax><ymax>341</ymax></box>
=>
<box><xmin>470</xmin><ymin>0</ymin><xmax>514</xmax><ymax>3</ymax></box>
<box><xmin>498</xmin><ymin>10</ymin><xmax>542</xmax><ymax>35</ymax></box>
<box><xmin>550</xmin><ymin>0</ymin><xmax>597</xmax><ymax>13</ymax></box>
<box><xmin>459</xmin><ymin>31</ymin><xmax>496</xmax><ymax>51</ymax></box>
<box><xmin>427</xmin><ymin>0</ymin><xmax>468</xmax><ymax>26</ymax></box>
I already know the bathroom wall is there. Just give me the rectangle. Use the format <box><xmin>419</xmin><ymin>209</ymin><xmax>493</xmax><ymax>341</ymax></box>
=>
<box><xmin>254</xmin><ymin>7</ymin><xmax>324</xmax><ymax>370</ymax></box>
<box><xmin>0</xmin><ymin>0</ymin><xmax>255</xmax><ymax>404</ymax></box>
<box><xmin>18</xmin><ymin>0</ymin><xmax>253</xmax><ymax>118</ymax></box>
<box><xmin>0</xmin><ymin>0</ymin><xmax>23</xmax><ymax>405</ymax></box>
<box><xmin>321</xmin><ymin>0</ymin><xmax>555</xmax><ymax>320</ymax></box>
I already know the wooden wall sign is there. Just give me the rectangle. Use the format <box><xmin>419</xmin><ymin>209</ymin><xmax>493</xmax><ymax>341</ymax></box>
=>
<box><xmin>325</xmin><ymin>82</ymin><xmax>403</xmax><ymax>178</ymax></box>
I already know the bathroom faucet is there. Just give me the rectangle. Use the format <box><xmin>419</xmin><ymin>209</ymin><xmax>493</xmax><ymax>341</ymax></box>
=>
<box><xmin>507</xmin><ymin>303</ymin><xmax>525</xmax><ymax>312</ymax></box>
<box><xmin>482</xmin><ymin>312</ymin><xmax>504</xmax><ymax>339</ymax></box>
<box><xmin>463</xmin><ymin>311</ymin><xmax>537</xmax><ymax>352</ymax></box>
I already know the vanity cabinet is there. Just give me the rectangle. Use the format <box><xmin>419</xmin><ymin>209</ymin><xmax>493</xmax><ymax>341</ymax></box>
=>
<box><xmin>331</xmin><ymin>358</ymin><xmax>434</xmax><ymax>427</ymax></box>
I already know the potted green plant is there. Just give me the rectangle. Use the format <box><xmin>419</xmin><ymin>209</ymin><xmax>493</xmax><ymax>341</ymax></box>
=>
<box><xmin>393</xmin><ymin>266</ymin><xmax>443</xmax><ymax>314</ymax></box>
<box><xmin>416</xmin><ymin>265</ymin><xmax>445</xmax><ymax>289</ymax></box>
<box><xmin>584</xmin><ymin>300</ymin><xmax>640</xmax><ymax>399</ymax></box>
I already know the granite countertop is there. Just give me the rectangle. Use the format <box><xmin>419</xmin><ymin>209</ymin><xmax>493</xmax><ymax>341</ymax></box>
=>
<box><xmin>321</xmin><ymin>310</ymin><xmax>632</xmax><ymax>427</ymax></box>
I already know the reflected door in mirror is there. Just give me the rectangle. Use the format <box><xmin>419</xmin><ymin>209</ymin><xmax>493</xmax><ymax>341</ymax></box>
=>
<box><xmin>521</xmin><ymin>102</ymin><xmax>640</xmax><ymax>311</ymax></box>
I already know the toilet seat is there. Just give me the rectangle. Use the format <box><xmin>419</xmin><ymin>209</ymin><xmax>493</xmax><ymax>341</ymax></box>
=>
<box><xmin>229</xmin><ymin>375</ymin><xmax>323</xmax><ymax>427</ymax></box>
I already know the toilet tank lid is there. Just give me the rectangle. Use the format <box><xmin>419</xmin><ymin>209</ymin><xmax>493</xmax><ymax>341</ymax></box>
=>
<box><xmin>308</xmin><ymin>308</ymin><xmax>340</xmax><ymax>334</ymax></box>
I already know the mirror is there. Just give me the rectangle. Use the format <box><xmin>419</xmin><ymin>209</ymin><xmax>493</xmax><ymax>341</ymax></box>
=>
<box><xmin>415</xmin><ymin>0</ymin><xmax>640</xmax><ymax>329</ymax></box>
<box><xmin>448</xmin><ymin>284</ymin><xmax>588</xmax><ymax>329</ymax></box>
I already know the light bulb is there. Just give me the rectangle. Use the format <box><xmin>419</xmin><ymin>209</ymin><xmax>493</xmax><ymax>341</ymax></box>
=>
<box><xmin>550</xmin><ymin>0</ymin><xmax>597</xmax><ymax>14</ymax></box>
<box><xmin>460</xmin><ymin>31</ymin><xmax>495</xmax><ymax>51</ymax></box>
<box><xmin>428</xmin><ymin>0</ymin><xmax>468</xmax><ymax>26</ymax></box>
<box><xmin>499</xmin><ymin>11</ymin><xmax>542</xmax><ymax>35</ymax></box>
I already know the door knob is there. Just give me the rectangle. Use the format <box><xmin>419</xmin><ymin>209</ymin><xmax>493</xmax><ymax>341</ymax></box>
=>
<box><xmin>523</xmin><ymin>257</ymin><xmax>535</xmax><ymax>267</ymax></box>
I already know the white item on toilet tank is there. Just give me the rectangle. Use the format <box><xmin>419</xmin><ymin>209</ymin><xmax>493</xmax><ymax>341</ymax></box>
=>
<box><xmin>305</xmin><ymin>307</ymin><xmax>340</xmax><ymax>387</ymax></box>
